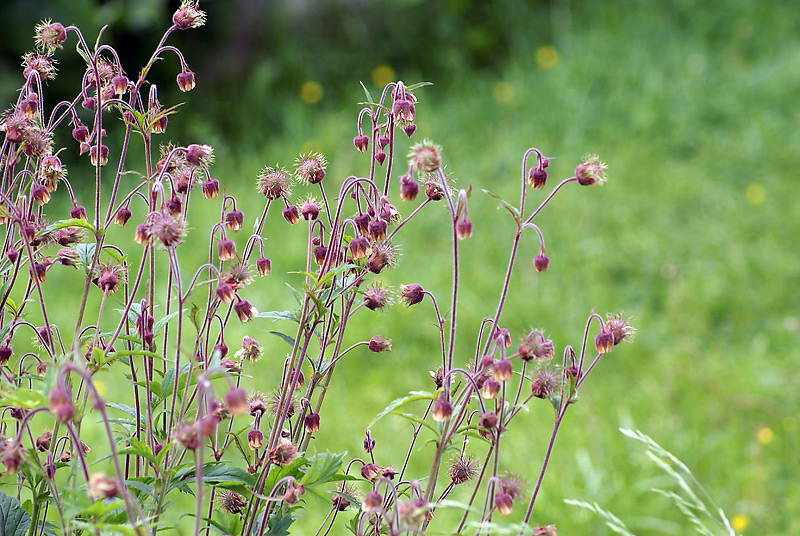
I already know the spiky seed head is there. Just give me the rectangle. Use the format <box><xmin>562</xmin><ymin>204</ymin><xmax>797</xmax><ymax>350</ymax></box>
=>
<box><xmin>258</xmin><ymin>165</ymin><xmax>292</xmax><ymax>199</ymax></box>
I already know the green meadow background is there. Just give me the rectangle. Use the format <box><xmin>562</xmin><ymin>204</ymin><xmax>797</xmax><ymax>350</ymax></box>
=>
<box><xmin>1</xmin><ymin>0</ymin><xmax>798</xmax><ymax>534</ymax></box>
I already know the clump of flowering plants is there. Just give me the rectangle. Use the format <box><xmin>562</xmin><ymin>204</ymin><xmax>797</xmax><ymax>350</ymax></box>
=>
<box><xmin>0</xmin><ymin>3</ymin><xmax>633</xmax><ymax>536</ymax></box>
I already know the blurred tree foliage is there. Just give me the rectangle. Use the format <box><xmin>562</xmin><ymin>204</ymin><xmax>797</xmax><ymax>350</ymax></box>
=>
<box><xmin>1</xmin><ymin>0</ymin><xmax>548</xmax><ymax>147</ymax></box>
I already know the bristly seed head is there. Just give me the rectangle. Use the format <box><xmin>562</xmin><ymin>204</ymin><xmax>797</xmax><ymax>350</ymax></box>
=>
<box><xmin>216</xmin><ymin>490</ymin><xmax>246</xmax><ymax>514</ymax></box>
<box><xmin>604</xmin><ymin>313</ymin><xmax>635</xmax><ymax>345</ymax></box>
<box><xmin>23</xmin><ymin>53</ymin><xmax>58</xmax><ymax>82</ymax></box>
<box><xmin>409</xmin><ymin>139</ymin><xmax>442</xmax><ymax>173</ymax></box>
<box><xmin>294</xmin><ymin>152</ymin><xmax>327</xmax><ymax>185</ymax></box>
<box><xmin>518</xmin><ymin>330</ymin><xmax>554</xmax><ymax>362</ymax></box>
<box><xmin>269</xmin><ymin>438</ymin><xmax>298</xmax><ymax>466</ymax></box>
<box><xmin>172</xmin><ymin>0</ymin><xmax>206</xmax><ymax>30</ymax></box>
<box><xmin>257</xmin><ymin>165</ymin><xmax>292</xmax><ymax>199</ymax></box>
<box><xmin>363</xmin><ymin>281</ymin><xmax>392</xmax><ymax>311</ymax></box>
<box><xmin>575</xmin><ymin>154</ymin><xmax>607</xmax><ymax>186</ymax></box>
<box><xmin>448</xmin><ymin>455</ymin><xmax>478</xmax><ymax>485</ymax></box>
<box><xmin>531</xmin><ymin>368</ymin><xmax>559</xmax><ymax>399</ymax></box>
<box><xmin>34</xmin><ymin>20</ymin><xmax>67</xmax><ymax>51</ymax></box>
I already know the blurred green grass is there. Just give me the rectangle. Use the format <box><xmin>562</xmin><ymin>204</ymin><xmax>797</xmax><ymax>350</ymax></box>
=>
<box><xmin>4</xmin><ymin>0</ymin><xmax>799</xmax><ymax>534</ymax></box>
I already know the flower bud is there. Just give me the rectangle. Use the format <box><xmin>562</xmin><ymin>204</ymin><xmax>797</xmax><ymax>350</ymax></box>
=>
<box><xmin>256</xmin><ymin>257</ymin><xmax>271</xmax><ymax>276</ymax></box>
<box><xmin>533</xmin><ymin>253</ymin><xmax>549</xmax><ymax>272</ymax></box>
<box><xmin>368</xmin><ymin>219</ymin><xmax>387</xmax><ymax>241</ymax></box>
<box><xmin>479</xmin><ymin>411</ymin><xmax>498</xmax><ymax>429</ymax></box>
<box><xmin>362</xmin><ymin>491</ymin><xmax>382</xmax><ymax>512</ymax></box>
<box><xmin>378</xmin><ymin>134</ymin><xmax>390</xmax><ymax>149</ymax></box>
<box><xmin>31</xmin><ymin>184</ymin><xmax>50</xmax><ymax>206</ymax></box>
<box><xmin>225</xmin><ymin>388</ymin><xmax>249</xmax><ymax>416</ymax></box>
<box><xmin>595</xmin><ymin>331</ymin><xmax>614</xmax><ymax>354</ymax></box>
<box><xmin>456</xmin><ymin>219</ymin><xmax>472</xmax><ymax>240</ymax></box>
<box><xmin>111</xmin><ymin>74</ymin><xmax>128</xmax><ymax>96</ymax></box>
<box><xmin>81</xmin><ymin>97</ymin><xmax>96</xmax><ymax>110</ymax></box>
<box><xmin>215</xmin><ymin>282</ymin><xmax>235</xmax><ymax>303</ymax></box>
<box><xmin>218</xmin><ymin>239</ymin><xmax>236</xmax><ymax>261</ymax></box>
<box><xmin>403</xmin><ymin>123</ymin><xmax>417</xmax><ymax>137</ymax></box>
<box><xmin>493</xmin><ymin>358</ymin><xmax>513</xmax><ymax>382</ymax></box>
<box><xmin>49</xmin><ymin>385</ymin><xmax>74</xmax><ymax>423</ymax></box>
<box><xmin>225</xmin><ymin>210</ymin><xmax>244</xmax><ymax>231</ymax></box>
<box><xmin>304</xmin><ymin>413</ymin><xmax>320</xmax><ymax>433</ymax></box>
<box><xmin>368</xmin><ymin>336</ymin><xmax>392</xmax><ymax>352</ymax></box>
<box><xmin>482</xmin><ymin>379</ymin><xmax>500</xmax><ymax>400</ymax></box>
<box><xmin>166</xmin><ymin>195</ymin><xmax>182</xmax><ymax>216</ymax></box>
<box><xmin>375</xmin><ymin>151</ymin><xmax>387</xmax><ymax>165</ymax></box>
<box><xmin>233</xmin><ymin>299</ymin><xmax>257</xmax><ymax>322</ymax></box>
<box><xmin>494</xmin><ymin>492</ymin><xmax>514</xmax><ymax>516</ymax></box>
<box><xmin>282</xmin><ymin>205</ymin><xmax>300</xmax><ymax>224</ymax></box>
<box><xmin>177</xmin><ymin>70</ymin><xmax>196</xmax><ymax>92</ymax></box>
<box><xmin>70</xmin><ymin>205</ymin><xmax>87</xmax><ymax>220</ymax></box>
<box><xmin>353</xmin><ymin>134</ymin><xmax>369</xmax><ymax>152</ymax></box>
<box><xmin>72</xmin><ymin>124</ymin><xmax>89</xmax><ymax>144</ymax></box>
<box><xmin>201</xmin><ymin>178</ymin><xmax>220</xmax><ymax>199</ymax></box>
<box><xmin>88</xmin><ymin>473</ymin><xmax>119</xmax><ymax>499</ymax></box>
<box><xmin>360</xmin><ymin>463</ymin><xmax>381</xmax><ymax>481</ymax></box>
<box><xmin>432</xmin><ymin>394</ymin><xmax>452</xmax><ymax>422</ymax></box>
<box><xmin>400</xmin><ymin>176</ymin><xmax>419</xmax><ymax>201</ymax></box>
<box><xmin>114</xmin><ymin>207</ymin><xmax>132</xmax><ymax>226</ymax></box>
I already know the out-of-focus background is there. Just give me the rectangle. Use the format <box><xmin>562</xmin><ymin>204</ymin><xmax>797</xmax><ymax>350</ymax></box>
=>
<box><xmin>2</xmin><ymin>0</ymin><xmax>798</xmax><ymax>534</ymax></box>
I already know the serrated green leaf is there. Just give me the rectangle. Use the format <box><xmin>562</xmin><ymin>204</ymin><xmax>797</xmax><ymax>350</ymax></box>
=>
<box><xmin>366</xmin><ymin>391</ymin><xmax>435</xmax><ymax>429</ymax></box>
<box><xmin>300</xmin><ymin>451</ymin><xmax>346</xmax><ymax>487</ymax></box>
<box><xmin>76</xmin><ymin>243</ymin><xmax>97</xmax><ymax>268</ymax></box>
<box><xmin>263</xmin><ymin>506</ymin><xmax>293</xmax><ymax>536</ymax></box>
<box><xmin>0</xmin><ymin>489</ymin><xmax>31</xmax><ymax>536</ymax></box>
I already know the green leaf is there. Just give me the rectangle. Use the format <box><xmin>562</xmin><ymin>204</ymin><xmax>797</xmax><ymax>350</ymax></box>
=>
<box><xmin>76</xmin><ymin>243</ymin><xmax>97</xmax><ymax>269</ymax></box>
<box><xmin>0</xmin><ymin>390</ymin><xmax>48</xmax><ymax>410</ymax></box>
<box><xmin>0</xmin><ymin>489</ymin><xmax>31</xmax><ymax>536</ymax></box>
<box><xmin>36</xmin><ymin>218</ymin><xmax>97</xmax><ymax>238</ymax></box>
<box><xmin>366</xmin><ymin>391</ymin><xmax>435</xmax><ymax>429</ymax></box>
<box><xmin>263</xmin><ymin>506</ymin><xmax>293</xmax><ymax>536</ymax></box>
<box><xmin>255</xmin><ymin>311</ymin><xmax>299</xmax><ymax>322</ymax></box>
<box><xmin>285</xmin><ymin>283</ymin><xmax>304</xmax><ymax>306</ymax></box>
<box><xmin>266</xmin><ymin>331</ymin><xmax>295</xmax><ymax>347</ymax></box>
<box><xmin>359</xmin><ymin>81</ymin><xmax>374</xmax><ymax>105</ymax></box>
<box><xmin>107</xmin><ymin>403</ymin><xmax>146</xmax><ymax>427</ymax></box>
<box><xmin>482</xmin><ymin>189</ymin><xmax>521</xmax><ymax>224</ymax></box>
<box><xmin>390</xmin><ymin>411</ymin><xmax>440</xmax><ymax>437</ymax></box>
<box><xmin>300</xmin><ymin>451</ymin><xmax>346</xmax><ymax>487</ymax></box>
<box><xmin>153</xmin><ymin>311</ymin><xmax>179</xmax><ymax>334</ymax></box>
